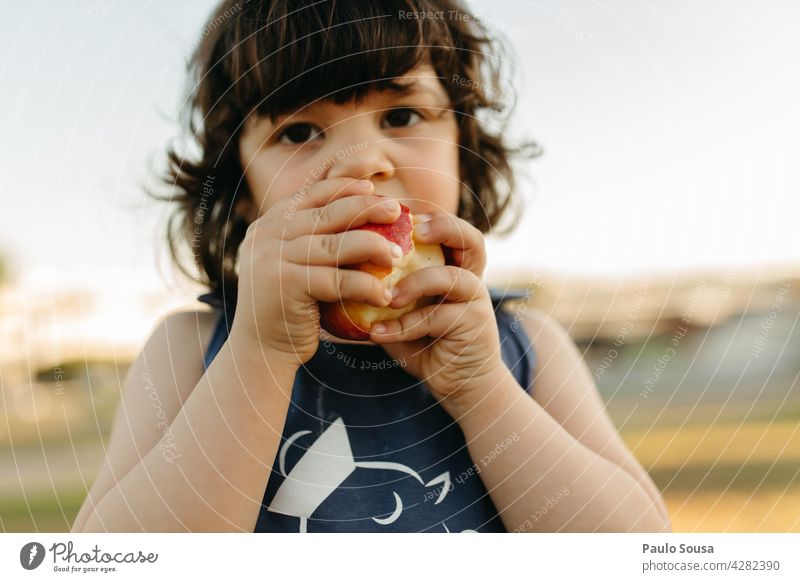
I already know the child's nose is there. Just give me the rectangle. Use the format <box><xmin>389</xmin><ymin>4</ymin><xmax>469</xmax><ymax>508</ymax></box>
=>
<box><xmin>325</xmin><ymin>140</ymin><xmax>396</xmax><ymax>183</ymax></box>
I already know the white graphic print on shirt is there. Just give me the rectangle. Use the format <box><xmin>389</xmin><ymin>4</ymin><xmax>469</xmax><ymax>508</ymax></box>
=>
<box><xmin>266</xmin><ymin>417</ymin><xmax>477</xmax><ymax>533</ymax></box>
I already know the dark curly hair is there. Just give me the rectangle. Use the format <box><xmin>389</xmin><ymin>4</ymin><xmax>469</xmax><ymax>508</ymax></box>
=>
<box><xmin>152</xmin><ymin>0</ymin><xmax>541</xmax><ymax>305</ymax></box>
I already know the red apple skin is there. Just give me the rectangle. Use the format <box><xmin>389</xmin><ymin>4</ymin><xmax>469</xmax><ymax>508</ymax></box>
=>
<box><xmin>319</xmin><ymin>203</ymin><xmax>445</xmax><ymax>341</ymax></box>
<box><xmin>358</xmin><ymin>205</ymin><xmax>414</xmax><ymax>255</ymax></box>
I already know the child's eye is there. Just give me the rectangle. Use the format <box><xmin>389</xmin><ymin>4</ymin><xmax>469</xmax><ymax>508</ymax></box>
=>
<box><xmin>383</xmin><ymin>108</ymin><xmax>423</xmax><ymax>128</ymax></box>
<box><xmin>277</xmin><ymin>123</ymin><xmax>322</xmax><ymax>144</ymax></box>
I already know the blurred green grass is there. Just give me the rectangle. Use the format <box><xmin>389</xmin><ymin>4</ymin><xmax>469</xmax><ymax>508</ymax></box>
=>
<box><xmin>0</xmin><ymin>488</ymin><xmax>86</xmax><ymax>533</ymax></box>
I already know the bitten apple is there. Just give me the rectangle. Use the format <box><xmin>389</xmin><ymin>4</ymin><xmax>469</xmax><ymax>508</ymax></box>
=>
<box><xmin>320</xmin><ymin>202</ymin><xmax>445</xmax><ymax>340</ymax></box>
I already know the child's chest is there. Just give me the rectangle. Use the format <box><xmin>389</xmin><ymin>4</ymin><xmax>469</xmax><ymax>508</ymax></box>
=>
<box><xmin>253</xmin><ymin>361</ymin><xmax>505</xmax><ymax>533</ymax></box>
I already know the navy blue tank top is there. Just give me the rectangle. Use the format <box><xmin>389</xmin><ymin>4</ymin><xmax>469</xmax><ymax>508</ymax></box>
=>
<box><xmin>197</xmin><ymin>287</ymin><xmax>536</xmax><ymax>532</ymax></box>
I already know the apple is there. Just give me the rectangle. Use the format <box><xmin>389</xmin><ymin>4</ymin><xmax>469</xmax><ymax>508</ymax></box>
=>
<box><xmin>319</xmin><ymin>202</ymin><xmax>445</xmax><ymax>340</ymax></box>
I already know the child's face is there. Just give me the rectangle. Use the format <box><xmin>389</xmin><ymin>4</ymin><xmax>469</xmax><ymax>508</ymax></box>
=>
<box><xmin>238</xmin><ymin>64</ymin><xmax>460</xmax><ymax>220</ymax></box>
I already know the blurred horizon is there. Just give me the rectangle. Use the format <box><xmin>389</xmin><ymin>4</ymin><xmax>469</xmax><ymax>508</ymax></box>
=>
<box><xmin>0</xmin><ymin>258</ymin><xmax>798</xmax><ymax>367</ymax></box>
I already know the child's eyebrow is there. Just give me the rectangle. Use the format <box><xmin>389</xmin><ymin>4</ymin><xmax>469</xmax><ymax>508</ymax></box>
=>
<box><xmin>381</xmin><ymin>80</ymin><xmax>418</xmax><ymax>98</ymax></box>
<box><xmin>380</xmin><ymin>80</ymin><xmax>442</xmax><ymax>100</ymax></box>
<box><xmin>263</xmin><ymin>80</ymin><xmax>446</xmax><ymax>125</ymax></box>
<box><xmin>377</xmin><ymin>80</ymin><xmax>453</xmax><ymax>112</ymax></box>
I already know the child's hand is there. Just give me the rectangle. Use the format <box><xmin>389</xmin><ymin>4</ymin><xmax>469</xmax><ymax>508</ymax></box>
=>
<box><xmin>230</xmin><ymin>178</ymin><xmax>402</xmax><ymax>369</ymax></box>
<box><xmin>368</xmin><ymin>210</ymin><xmax>507</xmax><ymax>410</ymax></box>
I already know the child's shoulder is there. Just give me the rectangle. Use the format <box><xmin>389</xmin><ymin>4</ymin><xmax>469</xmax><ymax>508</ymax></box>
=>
<box><xmin>515</xmin><ymin>306</ymin><xmax>576</xmax><ymax>376</ymax></box>
<box><xmin>515</xmin><ymin>306</ymin><xmax>562</xmax><ymax>338</ymax></box>
<box><xmin>155</xmin><ymin>307</ymin><xmax>220</xmax><ymax>362</ymax></box>
<box><xmin>163</xmin><ymin>306</ymin><xmax>219</xmax><ymax>330</ymax></box>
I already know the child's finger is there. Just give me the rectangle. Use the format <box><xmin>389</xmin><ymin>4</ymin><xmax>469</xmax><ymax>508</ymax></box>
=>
<box><xmin>412</xmin><ymin>211</ymin><xmax>487</xmax><ymax>277</ymax></box>
<box><xmin>293</xmin><ymin>177</ymin><xmax>375</xmax><ymax>211</ymax></box>
<box><xmin>387</xmin><ymin>265</ymin><xmax>486</xmax><ymax>309</ymax></box>
<box><xmin>282</xmin><ymin>193</ymin><xmax>401</xmax><ymax>240</ymax></box>
<box><xmin>307</xmin><ymin>265</ymin><xmax>392</xmax><ymax>307</ymax></box>
<box><xmin>368</xmin><ymin>302</ymin><xmax>468</xmax><ymax>342</ymax></box>
<box><xmin>285</xmin><ymin>230</ymin><xmax>401</xmax><ymax>269</ymax></box>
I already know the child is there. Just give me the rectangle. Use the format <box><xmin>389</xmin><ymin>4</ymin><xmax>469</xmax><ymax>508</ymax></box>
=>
<box><xmin>73</xmin><ymin>0</ymin><xmax>671</xmax><ymax>533</ymax></box>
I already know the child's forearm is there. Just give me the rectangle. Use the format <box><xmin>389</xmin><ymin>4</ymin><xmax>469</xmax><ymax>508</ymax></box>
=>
<box><xmin>450</xmin><ymin>368</ymin><xmax>671</xmax><ymax>533</ymax></box>
<box><xmin>78</xmin><ymin>336</ymin><xmax>297</xmax><ymax>532</ymax></box>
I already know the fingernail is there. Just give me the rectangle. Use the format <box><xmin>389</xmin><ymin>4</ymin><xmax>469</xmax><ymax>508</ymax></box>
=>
<box><xmin>415</xmin><ymin>213</ymin><xmax>432</xmax><ymax>223</ymax></box>
<box><xmin>415</xmin><ymin>222</ymin><xmax>430</xmax><ymax>236</ymax></box>
<box><xmin>383</xmin><ymin>288</ymin><xmax>393</xmax><ymax>303</ymax></box>
<box><xmin>383</xmin><ymin>199</ymin><xmax>400</xmax><ymax>212</ymax></box>
<box><xmin>372</xmin><ymin>323</ymin><xmax>387</xmax><ymax>334</ymax></box>
<box><xmin>389</xmin><ymin>243</ymin><xmax>402</xmax><ymax>259</ymax></box>
<box><xmin>391</xmin><ymin>287</ymin><xmax>399</xmax><ymax>299</ymax></box>
<box><xmin>358</xmin><ymin>180</ymin><xmax>373</xmax><ymax>190</ymax></box>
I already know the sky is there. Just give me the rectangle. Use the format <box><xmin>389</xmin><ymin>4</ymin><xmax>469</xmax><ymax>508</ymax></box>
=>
<box><xmin>1</xmin><ymin>0</ymin><xmax>798</xmax><ymax>298</ymax></box>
